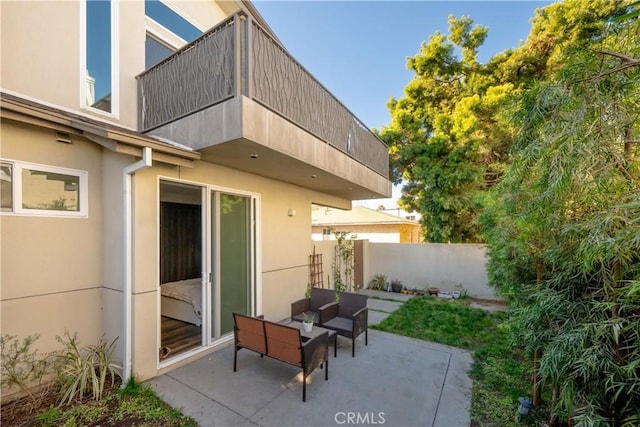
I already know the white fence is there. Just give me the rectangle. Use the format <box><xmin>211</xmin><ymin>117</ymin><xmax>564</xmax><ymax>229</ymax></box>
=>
<box><xmin>312</xmin><ymin>240</ymin><xmax>499</xmax><ymax>300</ymax></box>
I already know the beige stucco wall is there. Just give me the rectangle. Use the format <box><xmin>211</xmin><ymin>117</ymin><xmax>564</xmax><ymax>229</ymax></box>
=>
<box><xmin>161</xmin><ymin>0</ymin><xmax>229</xmax><ymax>31</ymax></box>
<box><xmin>1</xmin><ymin>0</ymin><xmax>229</xmax><ymax>130</ymax></box>
<box><xmin>0</xmin><ymin>121</ymin><xmax>105</xmax><ymax>355</ymax></box>
<box><xmin>1</xmin><ymin>1</ymin><xmax>81</xmax><ymax>113</ymax></box>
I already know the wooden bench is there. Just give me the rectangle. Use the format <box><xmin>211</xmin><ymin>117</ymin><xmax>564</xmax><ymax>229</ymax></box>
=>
<box><xmin>232</xmin><ymin>312</ymin><xmax>329</xmax><ymax>402</ymax></box>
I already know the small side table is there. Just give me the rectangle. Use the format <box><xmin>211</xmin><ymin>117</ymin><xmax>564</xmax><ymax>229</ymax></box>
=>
<box><xmin>285</xmin><ymin>320</ymin><xmax>338</xmax><ymax>357</ymax></box>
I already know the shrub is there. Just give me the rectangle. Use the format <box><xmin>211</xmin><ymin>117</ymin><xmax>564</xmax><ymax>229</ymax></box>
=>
<box><xmin>0</xmin><ymin>334</ymin><xmax>54</xmax><ymax>408</ymax></box>
<box><xmin>54</xmin><ymin>332</ymin><xmax>121</xmax><ymax>405</ymax></box>
<box><xmin>368</xmin><ymin>273</ymin><xmax>387</xmax><ymax>291</ymax></box>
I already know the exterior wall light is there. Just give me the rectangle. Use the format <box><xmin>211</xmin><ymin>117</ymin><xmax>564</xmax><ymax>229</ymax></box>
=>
<box><xmin>517</xmin><ymin>397</ymin><xmax>534</xmax><ymax>421</ymax></box>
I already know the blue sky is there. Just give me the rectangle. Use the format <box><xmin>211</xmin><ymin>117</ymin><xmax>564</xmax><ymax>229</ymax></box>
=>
<box><xmin>252</xmin><ymin>0</ymin><xmax>554</xmax><ymax>207</ymax></box>
<box><xmin>253</xmin><ymin>0</ymin><xmax>554</xmax><ymax>130</ymax></box>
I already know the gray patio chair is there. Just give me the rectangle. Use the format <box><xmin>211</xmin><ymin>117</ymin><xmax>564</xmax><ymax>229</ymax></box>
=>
<box><xmin>291</xmin><ymin>287</ymin><xmax>336</xmax><ymax>325</ymax></box>
<box><xmin>318</xmin><ymin>292</ymin><xmax>368</xmax><ymax>357</ymax></box>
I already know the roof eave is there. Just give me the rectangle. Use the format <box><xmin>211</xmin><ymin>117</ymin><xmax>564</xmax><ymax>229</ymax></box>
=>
<box><xmin>1</xmin><ymin>92</ymin><xmax>200</xmax><ymax>167</ymax></box>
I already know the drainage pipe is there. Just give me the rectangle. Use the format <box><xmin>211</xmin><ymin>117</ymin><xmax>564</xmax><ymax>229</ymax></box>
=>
<box><xmin>122</xmin><ymin>147</ymin><xmax>152</xmax><ymax>384</ymax></box>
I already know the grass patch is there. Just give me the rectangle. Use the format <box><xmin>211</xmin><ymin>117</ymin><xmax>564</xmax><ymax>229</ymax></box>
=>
<box><xmin>372</xmin><ymin>296</ymin><xmax>500</xmax><ymax>348</ymax></box>
<box><xmin>372</xmin><ymin>296</ymin><xmax>535</xmax><ymax>426</ymax></box>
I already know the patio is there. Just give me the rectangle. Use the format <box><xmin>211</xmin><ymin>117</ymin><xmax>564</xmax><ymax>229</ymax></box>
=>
<box><xmin>149</xmin><ymin>292</ymin><xmax>473</xmax><ymax>427</ymax></box>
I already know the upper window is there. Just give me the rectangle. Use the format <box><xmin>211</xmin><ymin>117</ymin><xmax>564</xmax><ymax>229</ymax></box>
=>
<box><xmin>144</xmin><ymin>0</ymin><xmax>201</xmax><ymax>70</ymax></box>
<box><xmin>1</xmin><ymin>160</ymin><xmax>88</xmax><ymax>217</ymax></box>
<box><xmin>145</xmin><ymin>35</ymin><xmax>174</xmax><ymax>69</ymax></box>
<box><xmin>145</xmin><ymin>0</ymin><xmax>201</xmax><ymax>42</ymax></box>
<box><xmin>84</xmin><ymin>0</ymin><xmax>117</xmax><ymax>114</ymax></box>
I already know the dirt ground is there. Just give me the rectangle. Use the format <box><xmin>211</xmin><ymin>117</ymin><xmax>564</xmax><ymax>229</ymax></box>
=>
<box><xmin>0</xmin><ymin>382</ymin><xmax>149</xmax><ymax>427</ymax></box>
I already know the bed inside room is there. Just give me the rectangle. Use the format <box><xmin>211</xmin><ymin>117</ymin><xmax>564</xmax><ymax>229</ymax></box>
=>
<box><xmin>160</xmin><ymin>277</ymin><xmax>202</xmax><ymax>326</ymax></box>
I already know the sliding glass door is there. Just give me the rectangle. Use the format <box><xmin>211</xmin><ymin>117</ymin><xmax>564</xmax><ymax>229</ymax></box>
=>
<box><xmin>219</xmin><ymin>194</ymin><xmax>250</xmax><ymax>334</ymax></box>
<box><xmin>209</xmin><ymin>190</ymin><xmax>257</xmax><ymax>340</ymax></box>
<box><xmin>159</xmin><ymin>180</ymin><xmax>258</xmax><ymax>360</ymax></box>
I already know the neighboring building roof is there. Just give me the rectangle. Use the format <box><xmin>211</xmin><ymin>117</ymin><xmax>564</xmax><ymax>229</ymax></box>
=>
<box><xmin>312</xmin><ymin>205</ymin><xmax>421</xmax><ymax>226</ymax></box>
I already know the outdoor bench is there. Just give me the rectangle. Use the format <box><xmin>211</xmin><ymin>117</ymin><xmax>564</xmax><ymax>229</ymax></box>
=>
<box><xmin>232</xmin><ymin>312</ymin><xmax>329</xmax><ymax>402</ymax></box>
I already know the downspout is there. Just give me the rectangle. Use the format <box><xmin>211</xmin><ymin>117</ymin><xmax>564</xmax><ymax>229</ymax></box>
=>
<box><xmin>122</xmin><ymin>147</ymin><xmax>152</xmax><ymax>385</ymax></box>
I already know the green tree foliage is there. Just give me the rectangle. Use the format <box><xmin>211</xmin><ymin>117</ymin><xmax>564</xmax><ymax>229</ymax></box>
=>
<box><xmin>482</xmin><ymin>1</ymin><xmax>640</xmax><ymax>423</ymax></box>
<box><xmin>380</xmin><ymin>0</ymin><xmax>624</xmax><ymax>243</ymax></box>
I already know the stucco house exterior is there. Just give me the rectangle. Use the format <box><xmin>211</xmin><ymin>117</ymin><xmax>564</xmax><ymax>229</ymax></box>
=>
<box><xmin>0</xmin><ymin>0</ymin><xmax>390</xmax><ymax>389</ymax></box>
<box><xmin>312</xmin><ymin>206</ymin><xmax>423</xmax><ymax>243</ymax></box>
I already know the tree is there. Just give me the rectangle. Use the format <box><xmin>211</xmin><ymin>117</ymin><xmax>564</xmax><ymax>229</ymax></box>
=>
<box><xmin>482</xmin><ymin>1</ymin><xmax>640</xmax><ymax>423</ymax></box>
<box><xmin>380</xmin><ymin>15</ymin><xmax>498</xmax><ymax>242</ymax></box>
<box><xmin>380</xmin><ymin>0</ymin><xmax>625</xmax><ymax>243</ymax></box>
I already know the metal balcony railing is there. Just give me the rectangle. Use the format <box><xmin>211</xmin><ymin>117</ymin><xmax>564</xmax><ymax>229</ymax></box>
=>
<box><xmin>137</xmin><ymin>12</ymin><xmax>389</xmax><ymax>178</ymax></box>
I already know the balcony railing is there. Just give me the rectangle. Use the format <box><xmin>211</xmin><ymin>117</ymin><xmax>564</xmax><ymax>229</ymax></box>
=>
<box><xmin>137</xmin><ymin>12</ymin><xmax>389</xmax><ymax>179</ymax></box>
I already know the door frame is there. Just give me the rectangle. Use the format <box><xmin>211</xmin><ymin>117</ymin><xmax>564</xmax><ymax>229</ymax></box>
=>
<box><xmin>157</xmin><ymin>177</ymin><xmax>262</xmax><ymax>367</ymax></box>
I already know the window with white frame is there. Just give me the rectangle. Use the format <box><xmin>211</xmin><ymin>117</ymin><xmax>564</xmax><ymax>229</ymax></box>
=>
<box><xmin>83</xmin><ymin>0</ymin><xmax>118</xmax><ymax>115</ymax></box>
<box><xmin>0</xmin><ymin>160</ymin><xmax>88</xmax><ymax>217</ymax></box>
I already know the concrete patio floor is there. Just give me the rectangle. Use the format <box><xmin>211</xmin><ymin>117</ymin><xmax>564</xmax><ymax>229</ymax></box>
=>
<box><xmin>149</xmin><ymin>292</ymin><xmax>474</xmax><ymax>427</ymax></box>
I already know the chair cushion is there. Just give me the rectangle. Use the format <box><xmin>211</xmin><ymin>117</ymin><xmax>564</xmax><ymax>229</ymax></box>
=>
<box><xmin>322</xmin><ymin>317</ymin><xmax>353</xmax><ymax>336</ymax></box>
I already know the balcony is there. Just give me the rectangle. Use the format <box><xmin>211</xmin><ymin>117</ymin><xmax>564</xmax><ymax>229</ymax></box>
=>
<box><xmin>137</xmin><ymin>12</ymin><xmax>391</xmax><ymax>200</ymax></box>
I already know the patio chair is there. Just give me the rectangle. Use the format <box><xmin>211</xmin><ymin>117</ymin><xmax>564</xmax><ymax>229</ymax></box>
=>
<box><xmin>263</xmin><ymin>320</ymin><xmax>329</xmax><ymax>402</ymax></box>
<box><xmin>319</xmin><ymin>292</ymin><xmax>368</xmax><ymax>357</ymax></box>
<box><xmin>291</xmin><ymin>287</ymin><xmax>336</xmax><ymax>325</ymax></box>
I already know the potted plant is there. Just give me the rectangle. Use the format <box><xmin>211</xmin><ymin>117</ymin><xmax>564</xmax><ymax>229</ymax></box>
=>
<box><xmin>301</xmin><ymin>312</ymin><xmax>315</xmax><ymax>332</ymax></box>
<box><xmin>368</xmin><ymin>273</ymin><xmax>387</xmax><ymax>291</ymax></box>
<box><xmin>452</xmin><ymin>283</ymin><xmax>467</xmax><ymax>299</ymax></box>
<box><xmin>390</xmin><ymin>279</ymin><xmax>403</xmax><ymax>293</ymax></box>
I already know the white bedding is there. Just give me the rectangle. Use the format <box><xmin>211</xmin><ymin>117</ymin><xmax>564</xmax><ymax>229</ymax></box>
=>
<box><xmin>160</xmin><ymin>278</ymin><xmax>202</xmax><ymax>320</ymax></box>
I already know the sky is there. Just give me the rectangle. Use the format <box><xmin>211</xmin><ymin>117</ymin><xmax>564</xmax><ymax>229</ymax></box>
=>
<box><xmin>251</xmin><ymin>0</ymin><xmax>555</xmax><ymax>209</ymax></box>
